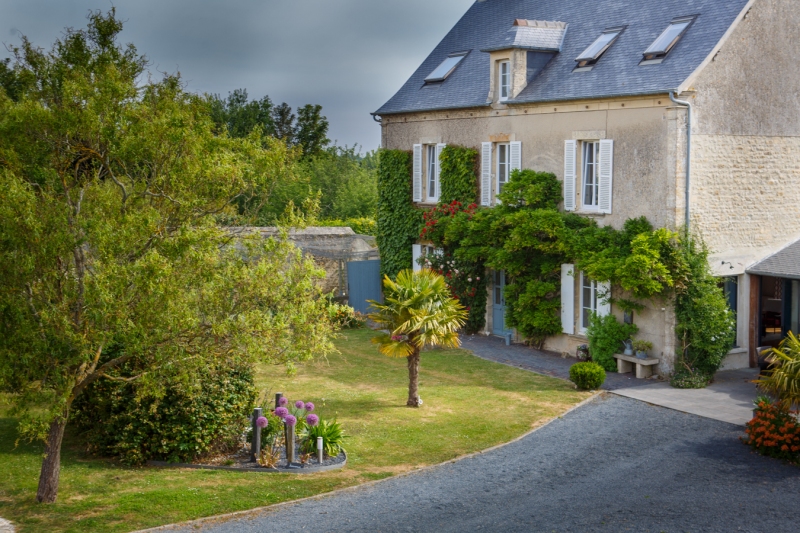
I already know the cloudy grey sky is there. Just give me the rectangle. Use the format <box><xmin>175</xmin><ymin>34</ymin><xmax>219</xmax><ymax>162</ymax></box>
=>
<box><xmin>1</xmin><ymin>0</ymin><xmax>475</xmax><ymax>151</ymax></box>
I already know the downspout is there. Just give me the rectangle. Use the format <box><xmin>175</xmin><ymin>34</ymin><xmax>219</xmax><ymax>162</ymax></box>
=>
<box><xmin>669</xmin><ymin>91</ymin><xmax>692</xmax><ymax>230</ymax></box>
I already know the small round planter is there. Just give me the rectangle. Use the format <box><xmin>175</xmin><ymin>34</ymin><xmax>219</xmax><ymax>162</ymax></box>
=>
<box><xmin>636</xmin><ymin>350</ymin><xmax>648</xmax><ymax>360</ymax></box>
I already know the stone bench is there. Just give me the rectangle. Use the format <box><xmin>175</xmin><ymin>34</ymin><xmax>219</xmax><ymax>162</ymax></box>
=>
<box><xmin>613</xmin><ymin>354</ymin><xmax>659</xmax><ymax>379</ymax></box>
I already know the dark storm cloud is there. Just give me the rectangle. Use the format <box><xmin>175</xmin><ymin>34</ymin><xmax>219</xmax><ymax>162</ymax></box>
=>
<box><xmin>1</xmin><ymin>0</ymin><xmax>475</xmax><ymax>150</ymax></box>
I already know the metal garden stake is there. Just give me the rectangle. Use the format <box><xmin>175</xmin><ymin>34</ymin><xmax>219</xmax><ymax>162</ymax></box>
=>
<box><xmin>250</xmin><ymin>407</ymin><xmax>263</xmax><ymax>462</ymax></box>
<box><xmin>317</xmin><ymin>436</ymin><xmax>324</xmax><ymax>463</ymax></box>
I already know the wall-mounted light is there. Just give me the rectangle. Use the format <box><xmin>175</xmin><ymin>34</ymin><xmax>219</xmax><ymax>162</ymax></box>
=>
<box><xmin>721</xmin><ymin>261</ymin><xmax>734</xmax><ymax>270</ymax></box>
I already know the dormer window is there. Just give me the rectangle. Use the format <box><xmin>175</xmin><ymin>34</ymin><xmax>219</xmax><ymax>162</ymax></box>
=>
<box><xmin>641</xmin><ymin>16</ymin><xmax>697</xmax><ymax>65</ymax></box>
<box><xmin>574</xmin><ymin>26</ymin><xmax>625</xmax><ymax>71</ymax></box>
<box><xmin>425</xmin><ymin>52</ymin><xmax>469</xmax><ymax>83</ymax></box>
<box><xmin>499</xmin><ymin>61</ymin><xmax>510</xmax><ymax>101</ymax></box>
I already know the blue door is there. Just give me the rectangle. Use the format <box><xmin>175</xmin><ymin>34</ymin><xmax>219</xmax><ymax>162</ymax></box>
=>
<box><xmin>492</xmin><ymin>271</ymin><xmax>512</xmax><ymax>336</ymax></box>
<box><xmin>347</xmin><ymin>260</ymin><xmax>383</xmax><ymax>314</ymax></box>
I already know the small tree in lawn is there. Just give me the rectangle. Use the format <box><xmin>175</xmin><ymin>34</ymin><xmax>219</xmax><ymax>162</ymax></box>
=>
<box><xmin>369</xmin><ymin>269</ymin><xmax>467</xmax><ymax>407</ymax></box>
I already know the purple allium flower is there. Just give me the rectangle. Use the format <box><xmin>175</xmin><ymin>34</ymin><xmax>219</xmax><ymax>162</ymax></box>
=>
<box><xmin>275</xmin><ymin>407</ymin><xmax>289</xmax><ymax>418</ymax></box>
<box><xmin>284</xmin><ymin>415</ymin><xmax>297</xmax><ymax>426</ymax></box>
<box><xmin>278</xmin><ymin>397</ymin><xmax>288</xmax><ymax>406</ymax></box>
<box><xmin>295</xmin><ymin>400</ymin><xmax>305</xmax><ymax>409</ymax></box>
<box><xmin>256</xmin><ymin>416</ymin><xmax>268</xmax><ymax>429</ymax></box>
<box><xmin>306</xmin><ymin>414</ymin><xmax>320</xmax><ymax>427</ymax></box>
<box><xmin>304</xmin><ymin>402</ymin><xmax>315</xmax><ymax>412</ymax></box>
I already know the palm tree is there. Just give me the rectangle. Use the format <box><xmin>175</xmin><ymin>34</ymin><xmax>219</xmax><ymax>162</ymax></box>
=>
<box><xmin>369</xmin><ymin>269</ymin><xmax>467</xmax><ymax>407</ymax></box>
<box><xmin>756</xmin><ymin>332</ymin><xmax>800</xmax><ymax>409</ymax></box>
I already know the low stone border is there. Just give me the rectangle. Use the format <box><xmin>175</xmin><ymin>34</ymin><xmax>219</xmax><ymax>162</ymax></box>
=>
<box><xmin>147</xmin><ymin>451</ymin><xmax>346</xmax><ymax>474</ymax></box>
<box><xmin>0</xmin><ymin>517</ymin><xmax>15</xmax><ymax>533</ymax></box>
<box><xmin>133</xmin><ymin>392</ymin><xmax>602</xmax><ymax>532</ymax></box>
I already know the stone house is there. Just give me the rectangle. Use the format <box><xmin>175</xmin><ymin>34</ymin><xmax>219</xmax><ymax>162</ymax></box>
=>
<box><xmin>372</xmin><ymin>0</ymin><xmax>800</xmax><ymax>375</ymax></box>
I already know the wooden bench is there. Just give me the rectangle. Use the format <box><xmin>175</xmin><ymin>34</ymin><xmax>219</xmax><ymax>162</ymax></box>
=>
<box><xmin>613</xmin><ymin>354</ymin><xmax>660</xmax><ymax>379</ymax></box>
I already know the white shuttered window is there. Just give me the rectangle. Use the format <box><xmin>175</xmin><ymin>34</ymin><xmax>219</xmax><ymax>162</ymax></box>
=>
<box><xmin>598</xmin><ymin>139</ymin><xmax>614</xmax><ymax>214</ymax></box>
<box><xmin>563</xmin><ymin>140</ymin><xmax>577</xmax><ymax>211</ymax></box>
<box><xmin>412</xmin><ymin>144</ymin><xmax>423</xmax><ymax>202</ymax></box>
<box><xmin>561</xmin><ymin>264</ymin><xmax>575</xmax><ymax>335</ymax></box>
<box><xmin>412</xmin><ymin>245</ymin><xmax>422</xmax><ymax>272</ymax></box>
<box><xmin>481</xmin><ymin>142</ymin><xmax>492</xmax><ymax>206</ymax></box>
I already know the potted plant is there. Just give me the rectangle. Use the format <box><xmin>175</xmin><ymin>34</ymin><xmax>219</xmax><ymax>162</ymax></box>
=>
<box><xmin>632</xmin><ymin>340</ymin><xmax>653</xmax><ymax>360</ymax></box>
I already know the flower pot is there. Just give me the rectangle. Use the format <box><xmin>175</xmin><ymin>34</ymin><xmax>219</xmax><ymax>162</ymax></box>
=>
<box><xmin>636</xmin><ymin>350</ymin><xmax>648</xmax><ymax>360</ymax></box>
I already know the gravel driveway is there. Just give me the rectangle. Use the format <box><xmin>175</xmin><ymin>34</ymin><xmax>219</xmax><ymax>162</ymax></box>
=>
<box><xmin>163</xmin><ymin>395</ymin><xmax>800</xmax><ymax>533</ymax></box>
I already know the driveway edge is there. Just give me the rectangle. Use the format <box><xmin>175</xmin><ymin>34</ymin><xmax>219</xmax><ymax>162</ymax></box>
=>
<box><xmin>132</xmin><ymin>391</ymin><xmax>603</xmax><ymax>532</ymax></box>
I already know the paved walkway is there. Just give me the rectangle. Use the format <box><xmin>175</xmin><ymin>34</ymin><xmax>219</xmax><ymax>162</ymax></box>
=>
<box><xmin>0</xmin><ymin>518</ymin><xmax>14</xmax><ymax>533</ymax></box>
<box><xmin>461</xmin><ymin>334</ymin><xmax>760</xmax><ymax>426</ymax></box>
<box><xmin>161</xmin><ymin>396</ymin><xmax>800</xmax><ymax>533</ymax></box>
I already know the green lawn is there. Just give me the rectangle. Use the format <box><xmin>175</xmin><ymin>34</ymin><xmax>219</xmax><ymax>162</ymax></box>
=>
<box><xmin>0</xmin><ymin>329</ymin><xmax>590</xmax><ymax>532</ymax></box>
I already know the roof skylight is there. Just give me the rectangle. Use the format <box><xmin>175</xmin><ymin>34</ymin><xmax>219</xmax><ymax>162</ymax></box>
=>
<box><xmin>425</xmin><ymin>52</ymin><xmax>469</xmax><ymax>83</ymax></box>
<box><xmin>575</xmin><ymin>26</ymin><xmax>625</xmax><ymax>69</ymax></box>
<box><xmin>642</xmin><ymin>16</ymin><xmax>696</xmax><ymax>63</ymax></box>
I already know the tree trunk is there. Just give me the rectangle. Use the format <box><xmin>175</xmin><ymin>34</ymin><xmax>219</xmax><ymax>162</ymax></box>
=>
<box><xmin>36</xmin><ymin>413</ymin><xmax>68</xmax><ymax>503</ymax></box>
<box><xmin>406</xmin><ymin>349</ymin><xmax>421</xmax><ymax>407</ymax></box>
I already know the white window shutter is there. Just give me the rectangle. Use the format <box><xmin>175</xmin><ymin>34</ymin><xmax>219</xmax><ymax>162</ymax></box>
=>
<box><xmin>412</xmin><ymin>244</ymin><xmax>422</xmax><ymax>272</ymax></box>
<box><xmin>563</xmin><ymin>140</ymin><xmax>577</xmax><ymax>212</ymax></box>
<box><xmin>412</xmin><ymin>144</ymin><xmax>423</xmax><ymax>203</ymax></box>
<box><xmin>436</xmin><ymin>143</ymin><xmax>447</xmax><ymax>201</ymax></box>
<box><xmin>510</xmin><ymin>141</ymin><xmax>522</xmax><ymax>174</ymax></box>
<box><xmin>597</xmin><ymin>281</ymin><xmax>611</xmax><ymax>317</ymax></box>
<box><xmin>561</xmin><ymin>264</ymin><xmax>575</xmax><ymax>335</ymax></box>
<box><xmin>481</xmin><ymin>142</ymin><xmax>492</xmax><ymax>206</ymax></box>
<box><xmin>598</xmin><ymin>139</ymin><xmax>614</xmax><ymax>214</ymax></box>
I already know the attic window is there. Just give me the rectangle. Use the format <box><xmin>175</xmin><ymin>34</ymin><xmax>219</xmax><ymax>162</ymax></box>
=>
<box><xmin>575</xmin><ymin>26</ymin><xmax>625</xmax><ymax>70</ymax></box>
<box><xmin>641</xmin><ymin>16</ymin><xmax>697</xmax><ymax>64</ymax></box>
<box><xmin>425</xmin><ymin>52</ymin><xmax>469</xmax><ymax>83</ymax></box>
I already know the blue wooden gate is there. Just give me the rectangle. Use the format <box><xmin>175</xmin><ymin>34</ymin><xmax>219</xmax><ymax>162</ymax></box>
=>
<box><xmin>347</xmin><ymin>260</ymin><xmax>383</xmax><ymax>314</ymax></box>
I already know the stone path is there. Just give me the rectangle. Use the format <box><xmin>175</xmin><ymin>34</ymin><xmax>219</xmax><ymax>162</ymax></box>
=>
<box><xmin>0</xmin><ymin>518</ymin><xmax>14</xmax><ymax>533</ymax></box>
<box><xmin>463</xmin><ymin>334</ymin><xmax>760</xmax><ymax>426</ymax></box>
<box><xmin>157</xmin><ymin>395</ymin><xmax>800</xmax><ymax>533</ymax></box>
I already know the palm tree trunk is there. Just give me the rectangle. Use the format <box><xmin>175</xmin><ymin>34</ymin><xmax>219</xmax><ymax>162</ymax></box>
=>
<box><xmin>36</xmin><ymin>412</ymin><xmax>68</xmax><ymax>503</ymax></box>
<box><xmin>406</xmin><ymin>348</ymin><xmax>421</xmax><ymax>407</ymax></box>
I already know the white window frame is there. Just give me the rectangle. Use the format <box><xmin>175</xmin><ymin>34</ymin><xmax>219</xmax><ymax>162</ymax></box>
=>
<box><xmin>499</xmin><ymin>61</ymin><xmax>510</xmax><ymax>101</ymax></box>
<box><xmin>581</xmin><ymin>141</ymin><xmax>600</xmax><ymax>210</ymax></box>
<box><xmin>426</xmin><ymin>144</ymin><xmax>438</xmax><ymax>202</ymax></box>
<box><xmin>496</xmin><ymin>143</ymin><xmax>510</xmax><ymax>197</ymax></box>
<box><xmin>580</xmin><ymin>272</ymin><xmax>599</xmax><ymax>333</ymax></box>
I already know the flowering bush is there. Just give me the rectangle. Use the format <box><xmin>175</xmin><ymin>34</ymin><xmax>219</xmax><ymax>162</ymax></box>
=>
<box><xmin>419</xmin><ymin>201</ymin><xmax>487</xmax><ymax>334</ymax></box>
<box><xmin>744</xmin><ymin>400</ymin><xmax>800</xmax><ymax>462</ymax></box>
<box><xmin>326</xmin><ymin>300</ymin><xmax>367</xmax><ymax>329</ymax></box>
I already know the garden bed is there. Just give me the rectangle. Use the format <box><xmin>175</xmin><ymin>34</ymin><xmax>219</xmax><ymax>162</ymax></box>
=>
<box><xmin>148</xmin><ymin>448</ymin><xmax>346</xmax><ymax>474</ymax></box>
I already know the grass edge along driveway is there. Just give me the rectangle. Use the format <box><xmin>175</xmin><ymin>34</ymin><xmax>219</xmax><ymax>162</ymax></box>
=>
<box><xmin>0</xmin><ymin>329</ymin><xmax>590</xmax><ymax>533</ymax></box>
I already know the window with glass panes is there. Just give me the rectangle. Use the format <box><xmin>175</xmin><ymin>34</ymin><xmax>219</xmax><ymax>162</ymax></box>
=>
<box><xmin>427</xmin><ymin>145</ymin><xmax>437</xmax><ymax>201</ymax></box>
<box><xmin>582</xmin><ymin>141</ymin><xmax>600</xmax><ymax>208</ymax></box>
<box><xmin>499</xmin><ymin>61</ymin><xmax>510</xmax><ymax>101</ymax></box>
<box><xmin>497</xmin><ymin>143</ymin><xmax>510</xmax><ymax>195</ymax></box>
<box><xmin>581</xmin><ymin>273</ymin><xmax>598</xmax><ymax>331</ymax></box>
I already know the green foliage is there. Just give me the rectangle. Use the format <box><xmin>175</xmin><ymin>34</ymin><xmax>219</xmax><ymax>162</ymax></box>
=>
<box><xmin>319</xmin><ymin>217</ymin><xmax>377</xmax><ymax>236</ymax></box>
<box><xmin>586</xmin><ymin>314</ymin><xmax>639</xmax><ymax>372</ymax></box>
<box><xmin>369</xmin><ymin>269</ymin><xmax>467</xmax><ymax>358</ymax></box>
<box><xmin>755</xmin><ymin>332</ymin><xmax>800</xmax><ymax>408</ymax></box>
<box><xmin>439</xmin><ymin>145</ymin><xmax>478</xmax><ymax>205</ymax></box>
<box><xmin>295</xmin><ymin>104</ymin><xmax>331</xmax><ymax>157</ymax></box>
<box><xmin>0</xmin><ymin>10</ymin><xmax>337</xmax><ymax>501</ymax></box>
<box><xmin>326</xmin><ymin>300</ymin><xmax>367</xmax><ymax>329</ymax></box>
<box><xmin>300</xmin><ymin>419</ymin><xmax>347</xmax><ymax>457</ymax></box>
<box><xmin>71</xmin><ymin>359</ymin><xmax>257</xmax><ymax>465</ymax></box>
<box><xmin>301</xmin><ymin>146</ymin><xmax>378</xmax><ymax>220</ymax></box>
<box><xmin>569</xmin><ymin>362</ymin><xmax>606</xmax><ymax>390</ymax></box>
<box><xmin>744</xmin><ymin>401</ymin><xmax>800</xmax><ymax>462</ymax></box>
<box><xmin>209</xmin><ymin>88</ymin><xmax>275</xmax><ymax>138</ymax></box>
<box><xmin>674</xmin><ymin>231</ymin><xmax>736</xmax><ymax>378</ymax></box>
<box><xmin>669</xmin><ymin>368</ymin><xmax>712</xmax><ymax>389</ymax></box>
<box><xmin>376</xmin><ymin>150</ymin><xmax>423</xmax><ymax>280</ymax></box>
<box><xmin>632</xmin><ymin>340</ymin><xmax>653</xmax><ymax>353</ymax></box>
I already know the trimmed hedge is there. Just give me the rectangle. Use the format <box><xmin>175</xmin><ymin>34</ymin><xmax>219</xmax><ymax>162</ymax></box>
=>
<box><xmin>569</xmin><ymin>362</ymin><xmax>606</xmax><ymax>390</ymax></box>
<box><xmin>376</xmin><ymin>149</ymin><xmax>423</xmax><ymax>280</ymax></box>
<box><xmin>72</xmin><ymin>359</ymin><xmax>257</xmax><ymax>465</ymax></box>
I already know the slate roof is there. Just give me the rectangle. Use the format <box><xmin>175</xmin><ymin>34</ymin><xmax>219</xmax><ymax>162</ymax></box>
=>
<box><xmin>481</xmin><ymin>20</ymin><xmax>568</xmax><ymax>52</ymax></box>
<box><xmin>748</xmin><ymin>239</ymin><xmax>800</xmax><ymax>280</ymax></box>
<box><xmin>375</xmin><ymin>0</ymin><xmax>749</xmax><ymax>116</ymax></box>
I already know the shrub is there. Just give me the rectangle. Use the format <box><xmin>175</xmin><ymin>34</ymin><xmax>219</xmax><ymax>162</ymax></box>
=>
<box><xmin>72</xmin><ymin>359</ymin><xmax>257</xmax><ymax>465</ymax></box>
<box><xmin>586</xmin><ymin>313</ymin><xmax>639</xmax><ymax>372</ymax></box>
<box><xmin>326</xmin><ymin>300</ymin><xmax>366</xmax><ymax>329</ymax></box>
<box><xmin>438</xmin><ymin>145</ymin><xmax>478</xmax><ymax>205</ymax></box>
<box><xmin>300</xmin><ymin>419</ymin><xmax>347</xmax><ymax>457</ymax></box>
<box><xmin>318</xmin><ymin>217</ymin><xmax>377</xmax><ymax>236</ymax></box>
<box><xmin>744</xmin><ymin>401</ymin><xmax>800</xmax><ymax>462</ymax></box>
<box><xmin>569</xmin><ymin>362</ymin><xmax>606</xmax><ymax>390</ymax></box>
<box><xmin>670</xmin><ymin>368</ymin><xmax>712</xmax><ymax>389</ymax></box>
<box><xmin>755</xmin><ymin>332</ymin><xmax>800</xmax><ymax>408</ymax></box>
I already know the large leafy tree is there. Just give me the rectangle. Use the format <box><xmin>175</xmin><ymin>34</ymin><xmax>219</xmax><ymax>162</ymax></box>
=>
<box><xmin>369</xmin><ymin>269</ymin><xmax>466</xmax><ymax>407</ymax></box>
<box><xmin>209</xmin><ymin>88</ymin><xmax>275</xmax><ymax>138</ymax></box>
<box><xmin>295</xmin><ymin>104</ymin><xmax>330</xmax><ymax>157</ymax></box>
<box><xmin>0</xmin><ymin>10</ymin><xmax>335</xmax><ymax>503</ymax></box>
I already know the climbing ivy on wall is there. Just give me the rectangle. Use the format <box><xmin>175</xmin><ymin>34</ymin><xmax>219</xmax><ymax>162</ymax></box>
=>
<box><xmin>376</xmin><ymin>149</ymin><xmax>423</xmax><ymax>280</ymax></box>
<box><xmin>439</xmin><ymin>145</ymin><xmax>479</xmax><ymax>205</ymax></box>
